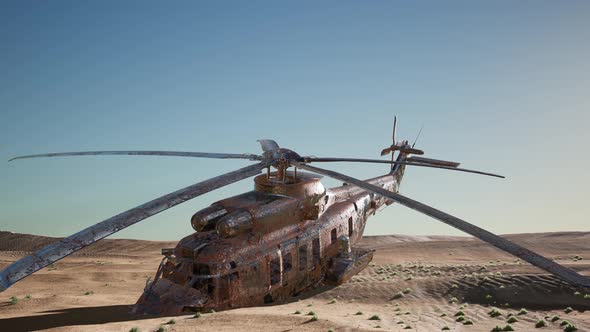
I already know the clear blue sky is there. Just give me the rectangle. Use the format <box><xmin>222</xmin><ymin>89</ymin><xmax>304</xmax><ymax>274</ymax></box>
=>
<box><xmin>1</xmin><ymin>1</ymin><xmax>589</xmax><ymax>240</ymax></box>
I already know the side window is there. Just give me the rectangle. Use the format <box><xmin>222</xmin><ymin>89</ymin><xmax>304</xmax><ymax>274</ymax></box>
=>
<box><xmin>298</xmin><ymin>245</ymin><xmax>307</xmax><ymax>271</ymax></box>
<box><xmin>283</xmin><ymin>252</ymin><xmax>293</xmax><ymax>272</ymax></box>
<box><xmin>348</xmin><ymin>217</ymin><xmax>353</xmax><ymax>237</ymax></box>
<box><xmin>331</xmin><ymin>228</ymin><xmax>337</xmax><ymax>244</ymax></box>
<box><xmin>270</xmin><ymin>256</ymin><xmax>281</xmax><ymax>285</ymax></box>
<box><xmin>312</xmin><ymin>238</ymin><xmax>320</xmax><ymax>265</ymax></box>
<box><xmin>241</xmin><ymin>262</ymin><xmax>259</xmax><ymax>290</ymax></box>
<box><xmin>218</xmin><ymin>275</ymin><xmax>230</xmax><ymax>302</ymax></box>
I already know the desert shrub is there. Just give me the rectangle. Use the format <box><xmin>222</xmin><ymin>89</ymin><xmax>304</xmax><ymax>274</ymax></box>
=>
<box><xmin>9</xmin><ymin>296</ymin><xmax>18</xmax><ymax>305</ymax></box>
<box><xmin>463</xmin><ymin>320</ymin><xmax>473</xmax><ymax>325</ymax></box>
<box><xmin>456</xmin><ymin>316</ymin><xmax>466</xmax><ymax>322</ymax></box>
<box><xmin>449</xmin><ymin>297</ymin><xmax>458</xmax><ymax>304</ymax></box>
<box><xmin>564</xmin><ymin>307</ymin><xmax>573</xmax><ymax>314</ymax></box>
<box><xmin>328</xmin><ymin>329</ymin><xmax>334</xmax><ymax>332</ymax></box>
<box><xmin>440</xmin><ymin>313</ymin><xmax>447</xmax><ymax>317</ymax></box>
<box><xmin>25</xmin><ymin>294</ymin><xmax>31</xmax><ymax>299</ymax></box>
<box><xmin>518</xmin><ymin>308</ymin><xmax>528</xmax><ymax>315</ymax></box>
<box><xmin>535</xmin><ymin>320</ymin><xmax>547</xmax><ymax>328</ymax></box>
<box><xmin>155</xmin><ymin>326</ymin><xmax>166</xmax><ymax>332</ymax></box>
<box><xmin>193</xmin><ymin>312</ymin><xmax>201</xmax><ymax>318</ymax></box>
<box><xmin>442</xmin><ymin>327</ymin><xmax>450</xmax><ymax>331</ymax></box>
<box><xmin>491</xmin><ymin>326</ymin><xmax>503</xmax><ymax>332</ymax></box>
<box><xmin>507</xmin><ymin>317</ymin><xmax>518</xmax><ymax>323</ymax></box>
<box><xmin>455</xmin><ymin>310</ymin><xmax>465</xmax><ymax>317</ymax></box>
<box><xmin>328</xmin><ymin>299</ymin><xmax>337</xmax><ymax>304</ymax></box>
<box><xmin>560</xmin><ymin>320</ymin><xmax>570</xmax><ymax>326</ymax></box>
<box><xmin>503</xmin><ymin>325</ymin><xmax>515</xmax><ymax>331</ymax></box>
<box><xmin>392</xmin><ymin>292</ymin><xmax>404</xmax><ymax>299</ymax></box>
<box><xmin>294</xmin><ymin>310</ymin><xmax>301</xmax><ymax>314</ymax></box>
<box><xmin>309</xmin><ymin>315</ymin><xmax>318</xmax><ymax>322</ymax></box>
<box><xmin>489</xmin><ymin>308</ymin><xmax>502</xmax><ymax>317</ymax></box>
<box><xmin>166</xmin><ymin>319</ymin><xmax>175</xmax><ymax>325</ymax></box>
<box><xmin>551</xmin><ymin>316</ymin><xmax>560</xmax><ymax>322</ymax></box>
<box><xmin>563</xmin><ymin>324</ymin><xmax>578</xmax><ymax>332</ymax></box>
<box><xmin>355</xmin><ymin>311</ymin><xmax>363</xmax><ymax>315</ymax></box>
<box><xmin>403</xmin><ymin>288</ymin><xmax>412</xmax><ymax>294</ymax></box>
<box><xmin>129</xmin><ymin>328</ymin><xmax>139</xmax><ymax>332</ymax></box>
<box><xmin>84</xmin><ymin>291</ymin><xmax>94</xmax><ymax>295</ymax></box>
<box><xmin>368</xmin><ymin>315</ymin><xmax>381</xmax><ymax>321</ymax></box>
<box><xmin>404</xmin><ymin>326</ymin><xmax>412</xmax><ymax>329</ymax></box>
<box><xmin>307</xmin><ymin>311</ymin><xmax>315</xmax><ymax>316</ymax></box>
<box><xmin>307</xmin><ymin>303</ymin><xmax>313</xmax><ymax>307</ymax></box>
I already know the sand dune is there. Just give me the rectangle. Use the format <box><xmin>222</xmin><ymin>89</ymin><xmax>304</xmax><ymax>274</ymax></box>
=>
<box><xmin>0</xmin><ymin>231</ymin><xmax>588</xmax><ymax>331</ymax></box>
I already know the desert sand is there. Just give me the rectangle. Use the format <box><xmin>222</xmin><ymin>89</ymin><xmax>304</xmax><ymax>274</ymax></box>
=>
<box><xmin>0</xmin><ymin>231</ymin><xmax>588</xmax><ymax>332</ymax></box>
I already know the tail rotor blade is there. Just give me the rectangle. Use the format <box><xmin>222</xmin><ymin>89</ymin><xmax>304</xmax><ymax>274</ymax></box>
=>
<box><xmin>295</xmin><ymin>163</ymin><xmax>590</xmax><ymax>289</ymax></box>
<box><xmin>412</xmin><ymin>124</ymin><xmax>423</xmax><ymax>148</ymax></box>
<box><xmin>0</xmin><ymin>162</ymin><xmax>268</xmax><ymax>292</ymax></box>
<box><xmin>9</xmin><ymin>151</ymin><xmax>261</xmax><ymax>162</ymax></box>
<box><xmin>392</xmin><ymin>116</ymin><xmax>397</xmax><ymax>144</ymax></box>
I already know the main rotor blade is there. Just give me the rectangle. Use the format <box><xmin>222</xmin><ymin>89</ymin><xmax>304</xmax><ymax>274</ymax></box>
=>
<box><xmin>406</xmin><ymin>156</ymin><xmax>460</xmax><ymax>168</ymax></box>
<box><xmin>9</xmin><ymin>151</ymin><xmax>262</xmax><ymax>162</ymax></box>
<box><xmin>257</xmin><ymin>140</ymin><xmax>280</xmax><ymax>152</ymax></box>
<box><xmin>303</xmin><ymin>157</ymin><xmax>503</xmax><ymax>178</ymax></box>
<box><xmin>0</xmin><ymin>162</ymin><xmax>268</xmax><ymax>292</ymax></box>
<box><xmin>295</xmin><ymin>163</ymin><xmax>590</xmax><ymax>289</ymax></box>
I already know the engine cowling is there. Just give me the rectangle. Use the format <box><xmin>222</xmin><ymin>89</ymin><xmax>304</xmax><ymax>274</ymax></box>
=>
<box><xmin>191</xmin><ymin>205</ymin><xmax>228</xmax><ymax>232</ymax></box>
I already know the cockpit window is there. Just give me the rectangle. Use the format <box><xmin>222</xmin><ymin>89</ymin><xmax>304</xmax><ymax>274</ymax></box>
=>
<box><xmin>193</xmin><ymin>263</ymin><xmax>210</xmax><ymax>275</ymax></box>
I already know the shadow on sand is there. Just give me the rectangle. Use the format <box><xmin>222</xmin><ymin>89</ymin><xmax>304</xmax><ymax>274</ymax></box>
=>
<box><xmin>0</xmin><ymin>285</ymin><xmax>340</xmax><ymax>331</ymax></box>
<box><xmin>0</xmin><ymin>304</ymin><xmax>186</xmax><ymax>332</ymax></box>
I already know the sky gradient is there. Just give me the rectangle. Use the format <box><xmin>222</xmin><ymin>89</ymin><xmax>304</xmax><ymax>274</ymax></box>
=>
<box><xmin>1</xmin><ymin>1</ymin><xmax>589</xmax><ymax>241</ymax></box>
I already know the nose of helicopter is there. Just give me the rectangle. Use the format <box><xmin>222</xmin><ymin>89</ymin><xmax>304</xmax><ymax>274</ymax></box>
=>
<box><xmin>133</xmin><ymin>278</ymin><xmax>207</xmax><ymax>315</ymax></box>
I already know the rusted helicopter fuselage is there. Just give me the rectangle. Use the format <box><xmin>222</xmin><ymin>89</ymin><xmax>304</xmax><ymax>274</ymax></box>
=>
<box><xmin>134</xmin><ymin>162</ymin><xmax>406</xmax><ymax>315</ymax></box>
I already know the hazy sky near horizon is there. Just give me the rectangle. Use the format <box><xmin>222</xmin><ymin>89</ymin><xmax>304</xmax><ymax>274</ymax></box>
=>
<box><xmin>1</xmin><ymin>1</ymin><xmax>589</xmax><ymax>241</ymax></box>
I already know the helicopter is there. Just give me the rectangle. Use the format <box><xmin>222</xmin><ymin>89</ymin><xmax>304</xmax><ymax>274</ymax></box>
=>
<box><xmin>1</xmin><ymin>117</ymin><xmax>588</xmax><ymax>315</ymax></box>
